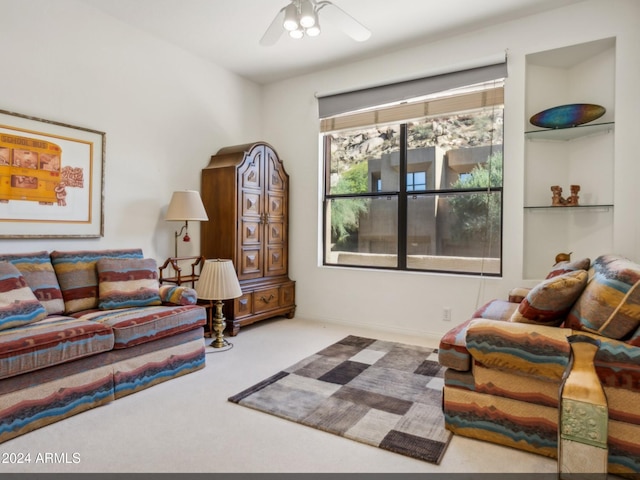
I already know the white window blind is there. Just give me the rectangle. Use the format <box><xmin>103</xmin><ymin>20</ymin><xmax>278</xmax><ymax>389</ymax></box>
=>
<box><xmin>318</xmin><ymin>61</ymin><xmax>507</xmax><ymax>133</ymax></box>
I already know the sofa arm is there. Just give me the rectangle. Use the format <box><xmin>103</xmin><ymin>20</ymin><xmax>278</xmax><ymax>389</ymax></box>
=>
<box><xmin>508</xmin><ymin>286</ymin><xmax>531</xmax><ymax>303</ymax></box>
<box><xmin>439</xmin><ymin>299</ymin><xmax>520</xmax><ymax>373</ymax></box>
<box><xmin>159</xmin><ymin>284</ymin><xmax>198</xmax><ymax>305</ymax></box>
<box><xmin>466</xmin><ymin>319</ymin><xmax>573</xmax><ymax>382</ymax></box>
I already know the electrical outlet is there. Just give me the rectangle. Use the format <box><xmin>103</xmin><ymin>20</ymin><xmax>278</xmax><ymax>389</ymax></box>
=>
<box><xmin>443</xmin><ymin>307</ymin><xmax>451</xmax><ymax>322</ymax></box>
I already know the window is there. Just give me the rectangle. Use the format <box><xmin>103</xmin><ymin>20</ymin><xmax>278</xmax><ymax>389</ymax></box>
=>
<box><xmin>407</xmin><ymin>172</ymin><xmax>426</xmax><ymax>192</ymax></box>
<box><xmin>320</xmin><ymin>70</ymin><xmax>505</xmax><ymax>275</ymax></box>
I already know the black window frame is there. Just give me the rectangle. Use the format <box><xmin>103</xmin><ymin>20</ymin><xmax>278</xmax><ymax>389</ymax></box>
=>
<box><xmin>321</xmin><ymin>83</ymin><xmax>505</xmax><ymax>276</ymax></box>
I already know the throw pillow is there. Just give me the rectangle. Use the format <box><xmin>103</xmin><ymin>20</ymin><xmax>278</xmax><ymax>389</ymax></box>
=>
<box><xmin>0</xmin><ymin>261</ymin><xmax>48</xmax><ymax>331</ymax></box>
<box><xmin>510</xmin><ymin>270</ymin><xmax>588</xmax><ymax>326</ymax></box>
<box><xmin>0</xmin><ymin>251</ymin><xmax>65</xmax><ymax>315</ymax></box>
<box><xmin>96</xmin><ymin>257</ymin><xmax>162</xmax><ymax>310</ymax></box>
<box><xmin>51</xmin><ymin>249</ymin><xmax>144</xmax><ymax>313</ymax></box>
<box><xmin>546</xmin><ymin>257</ymin><xmax>591</xmax><ymax>279</ymax></box>
<box><xmin>566</xmin><ymin>254</ymin><xmax>640</xmax><ymax>340</ymax></box>
<box><xmin>508</xmin><ymin>286</ymin><xmax>531</xmax><ymax>304</ymax></box>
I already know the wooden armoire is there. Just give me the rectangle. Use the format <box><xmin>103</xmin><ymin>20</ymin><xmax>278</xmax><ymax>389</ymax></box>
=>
<box><xmin>201</xmin><ymin>142</ymin><xmax>295</xmax><ymax>336</ymax></box>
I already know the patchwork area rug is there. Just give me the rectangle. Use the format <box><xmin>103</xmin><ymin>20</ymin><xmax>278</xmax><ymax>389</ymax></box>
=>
<box><xmin>228</xmin><ymin>335</ymin><xmax>452</xmax><ymax>464</ymax></box>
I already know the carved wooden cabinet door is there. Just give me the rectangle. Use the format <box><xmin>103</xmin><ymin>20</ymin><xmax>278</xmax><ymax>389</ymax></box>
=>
<box><xmin>264</xmin><ymin>147</ymin><xmax>288</xmax><ymax>278</ymax></box>
<box><xmin>236</xmin><ymin>145</ymin><xmax>288</xmax><ymax>280</ymax></box>
<box><xmin>238</xmin><ymin>146</ymin><xmax>264</xmax><ymax>280</ymax></box>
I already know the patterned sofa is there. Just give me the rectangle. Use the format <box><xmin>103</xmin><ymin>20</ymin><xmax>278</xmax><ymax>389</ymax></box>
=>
<box><xmin>438</xmin><ymin>254</ymin><xmax>640</xmax><ymax>476</ymax></box>
<box><xmin>0</xmin><ymin>249</ymin><xmax>207</xmax><ymax>444</ymax></box>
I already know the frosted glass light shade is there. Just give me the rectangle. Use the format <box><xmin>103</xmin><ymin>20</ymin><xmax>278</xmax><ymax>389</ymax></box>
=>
<box><xmin>299</xmin><ymin>0</ymin><xmax>316</xmax><ymax>28</ymax></box>
<box><xmin>196</xmin><ymin>259</ymin><xmax>242</xmax><ymax>300</ymax></box>
<box><xmin>165</xmin><ymin>190</ymin><xmax>208</xmax><ymax>221</ymax></box>
<box><xmin>283</xmin><ymin>3</ymin><xmax>299</xmax><ymax>31</ymax></box>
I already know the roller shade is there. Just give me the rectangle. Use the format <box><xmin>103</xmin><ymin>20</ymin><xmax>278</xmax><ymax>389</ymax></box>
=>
<box><xmin>320</xmin><ymin>85</ymin><xmax>504</xmax><ymax>133</ymax></box>
<box><xmin>317</xmin><ymin>61</ymin><xmax>507</xmax><ymax>120</ymax></box>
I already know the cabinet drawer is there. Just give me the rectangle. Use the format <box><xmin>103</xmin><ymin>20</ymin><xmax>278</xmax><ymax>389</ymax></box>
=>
<box><xmin>234</xmin><ymin>292</ymin><xmax>253</xmax><ymax>319</ymax></box>
<box><xmin>280</xmin><ymin>282</ymin><xmax>295</xmax><ymax>307</ymax></box>
<box><xmin>253</xmin><ymin>287</ymin><xmax>280</xmax><ymax>314</ymax></box>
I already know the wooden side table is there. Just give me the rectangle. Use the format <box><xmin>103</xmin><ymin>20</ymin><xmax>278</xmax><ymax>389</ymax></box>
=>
<box><xmin>158</xmin><ymin>256</ymin><xmax>205</xmax><ymax>288</ymax></box>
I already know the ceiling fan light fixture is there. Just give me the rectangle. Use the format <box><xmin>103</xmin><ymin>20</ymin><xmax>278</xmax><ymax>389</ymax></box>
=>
<box><xmin>299</xmin><ymin>0</ymin><xmax>316</xmax><ymax>28</ymax></box>
<box><xmin>289</xmin><ymin>28</ymin><xmax>305</xmax><ymax>39</ymax></box>
<box><xmin>261</xmin><ymin>0</ymin><xmax>371</xmax><ymax>46</ymax></box>
<box><xmin>306</xmin><ymin>23</ymin><xmax>321</xmax><ymax>37</ymax></box>
<box><xmin>283</xmin><ymin>3</ymin><xmax>299</xmax><ymax>31</ymax></box>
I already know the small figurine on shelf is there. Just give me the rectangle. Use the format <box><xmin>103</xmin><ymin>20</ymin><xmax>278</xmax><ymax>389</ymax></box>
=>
<box><xmin>566</xmin><ymin>184</ymin><xmax>580</xmax><ymax>206</ymax></box>
<box><xmin>555</xmin><ymin>252</ymin><xmax>572</xmax><ymax>264</ymax></box>
<box><xmin>551</xmin><ymin>185</ymin><xmax>567</xmax><ymax>206</ymax></box>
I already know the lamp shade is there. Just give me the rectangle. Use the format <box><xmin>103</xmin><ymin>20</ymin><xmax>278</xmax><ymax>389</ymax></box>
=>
<box><xmin>165</xmin><ymin>190</ymin><xmax>208</xmax><ymax>221</ymax></box>
<box><xmin>196</xmin><ymin>259</ymin><xmax>242</xmax><ymax>301</ymax></box>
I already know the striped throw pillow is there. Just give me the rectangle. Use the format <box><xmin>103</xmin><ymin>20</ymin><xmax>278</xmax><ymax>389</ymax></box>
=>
<box><xmin>51</xmin><ymin>249</ymin><xmax>144</xmax><ymax>314</ymax></box>
<box><xmin>0</xmin><ymin>251</ymin><xmax>64</xmax><ymax>315</ymax></box>
<box><xmin>510</xmin><ymin>270</ymin><xmax>588</xmax><ymax>326</ymax></box>
<box><xmin>96</xmin><ymin>258</ymin><xmax>162</xmax><ymax>310</ymax></box>
<box><xmin>0</xmin><ymin>261</ymin><xmax>48</xmax><ymax>331</ymax></box>
<box><xmin>567</xmin><ymin>254</ymin><xmax>640</xmax><ymax>339</ymax></box>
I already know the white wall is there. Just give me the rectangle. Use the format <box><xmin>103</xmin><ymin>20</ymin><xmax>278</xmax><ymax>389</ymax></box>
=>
<box><xmin>0</xmin><ymin>0</ymin><xmax>262</xmax><ymax>259</ymax></box>
<box><xmin>1</xmin><ymin>0</ymin><xmax>637</xmax><ymax>343</ymax></box>
<box><xmin>262</xmin><ymin>0</ymin><xmax>640</xmax><ymax>341</ymax></box>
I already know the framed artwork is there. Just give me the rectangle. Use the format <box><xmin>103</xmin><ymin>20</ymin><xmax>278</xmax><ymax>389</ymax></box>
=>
<box><xmin>0</xmin><ymin>109</ymin><xmax>105</xmax><ymax>238</ymax></box>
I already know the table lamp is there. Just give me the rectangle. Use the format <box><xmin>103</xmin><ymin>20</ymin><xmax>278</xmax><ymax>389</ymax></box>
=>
<box><xmin>165</xmin><ymin>190</ymin><xmax>208</xmax><ymax>257</ymax></box>
<box><xmin>195</xmin><ymin>259</ymin><xmax>242</xmax><ymax>348</ymax></box>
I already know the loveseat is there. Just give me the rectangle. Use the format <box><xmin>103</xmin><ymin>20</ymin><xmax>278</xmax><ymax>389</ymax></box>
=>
<box><xmin>0</xmin><ymin>249</ymin><xmax>207</xmax><ymax>444</ymax></box>
<box><xmin>438</xmin><ymin>254</ymin><xmax>640</xmax><ymax>476</ymax></box>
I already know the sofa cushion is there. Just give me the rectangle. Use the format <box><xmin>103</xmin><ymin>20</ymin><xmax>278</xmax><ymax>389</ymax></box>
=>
<box><xmin>0</xmin><ymin>251</ymin><xmax>64</xmax><ymax>315</ymax></box>
<box><xmin>50</xmin><ymin>249</ymin><xmax>143</xmax><ymax>314</ymax></box>
<box><xmin>471</xmin><ymin>299</ymin><xmax>519</xmax><ymax>322</ymax></box>
<box><xmin>566</xmin><ymin>254</ymin><xmax>640</xmax><ymax>340</ymax></box>
<box><xmin>97</xmin><ymin>258</ymin><xmax>162</xmax><ymax>310</ymax></box>
<box><xmin>0</xmin><ymin>262</ymin><xmax>48</xmax><ymax>332</ymax></box>
<box><xmin>465</xmin><ymin>319</ymin><xmax>572</xmax><ymax>382</ymax></box>
<box><xmin>0</xmin><ymin>315</ymin><xmax>114</xmax><ymax>379</ymax></box>
<box><xmin>587</xmin><ymin>332</ymin><xmax>640</xmax><ymax>394</ymax></box>
<box><xmin>510</xmin><ymin>270</ymin><xmax>588</xmax><ymax>326</ymax></box>
<box><xmin>546</xmin><ymin>257</ymin><xmax>591</xmax><ymax>279</ymax></box>
<box><xmin>74</xmin><ymin>304</ymin><xmax>206</xmax><ymax>349</ymax></box>
<box><xmin>508</xmin><ymin>286</ymin><xmax>531</xmax><ymax>304</ymax></box>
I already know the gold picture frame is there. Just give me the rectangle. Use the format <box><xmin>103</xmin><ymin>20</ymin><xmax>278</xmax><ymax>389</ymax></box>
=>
<box><xmin>0</xmin><ymin>109</ymin><xmax>105</xmax><ymax>238</ymax></box>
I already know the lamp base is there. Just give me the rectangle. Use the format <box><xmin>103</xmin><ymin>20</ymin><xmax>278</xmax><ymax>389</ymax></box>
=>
<box><xmin>210</xmin><ymin>300</ymin><xmax>228</xmax><ymax>349</ymax></box>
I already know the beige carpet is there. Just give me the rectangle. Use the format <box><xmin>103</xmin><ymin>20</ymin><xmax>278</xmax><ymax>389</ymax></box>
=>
<box><xmin>229</xmin><ymin>335</ymin><xmax>452</xmax><ymax>464</ymax></box>
<box><xmin>2</xmin><ymin>317</ymin><xmax>560</xmax><ymax>473</ymax></box>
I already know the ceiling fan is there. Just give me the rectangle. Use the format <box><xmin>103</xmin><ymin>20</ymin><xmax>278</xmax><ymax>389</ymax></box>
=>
<box><xmin>260</xmin><ymin>0</ymin><xmax>371</xmax><ymax>46</ymax></box>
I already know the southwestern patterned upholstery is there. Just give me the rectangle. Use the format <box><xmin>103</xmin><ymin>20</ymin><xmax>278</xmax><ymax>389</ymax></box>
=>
<box><xmin>50</xmin><ymin>249</ymin><xmax>145</xmax><ymax>314</ymax></box>
<box><xmin>566</xmin><ymin>254</ymin><xmax>640</xmax><ymax>339</ymax></box>
<box><xmin>96</xmin><ymin>257</ymin><xmax>162</xmax><ymax>310</ymax></box>
<box><xmin>439</xmin><ymin>254</ymin><xmax>640</xmax><ymax>477</ymax></box>
<box><xmin>0</xmin><ymin>249</ymin><xmax>206</xmax><ymax>444</ymax></box>
<box><xmin>509</xmin><ymin>270</ymin><xmax>588</xmax><ymax>326</ymax></box>
<box><xmin>0</xmin><ymin>262</ymin><xmax>48</xmax><ymax>331</ymax></box>
<box><xmin>0</xmin><ymin>251</ymin><xmax>65</xmax><ymax>315</ymax></box>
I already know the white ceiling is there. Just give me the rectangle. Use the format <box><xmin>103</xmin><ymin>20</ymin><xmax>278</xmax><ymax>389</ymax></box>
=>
<box><xmin>78</xmin><ymin>0</ymin><xmax>587</xmax><ymax>84</ymax></box>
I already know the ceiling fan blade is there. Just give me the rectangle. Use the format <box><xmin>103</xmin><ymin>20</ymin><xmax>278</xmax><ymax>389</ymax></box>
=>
<box><xmin>260</xmin><ymin>7</ymin><xmax>286</xmax><ymax>46</ymax></box>
<box><xmin>320</xmin><ymin>2</ymin><xmax>371</xmax><ymax>42</ymax></box>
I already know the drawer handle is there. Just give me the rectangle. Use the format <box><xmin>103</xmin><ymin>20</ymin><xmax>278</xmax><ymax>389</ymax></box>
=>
<box><xmin>260</xmin><ymin>294</ymin><xmax>276</xmax><ymax>303</ymax></box>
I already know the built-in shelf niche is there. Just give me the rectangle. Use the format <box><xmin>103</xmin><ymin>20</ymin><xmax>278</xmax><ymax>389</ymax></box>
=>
<box><xmin>523</xmin><ymin>37</ymin><xmax>616</xmax><ymax>280</ymax></box>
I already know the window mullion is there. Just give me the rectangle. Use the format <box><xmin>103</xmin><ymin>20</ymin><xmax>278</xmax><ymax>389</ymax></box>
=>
<box><xmin>397</xmin><ymin>124</ymin><xmax>408</xmax><ymax>270</ymax></box>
